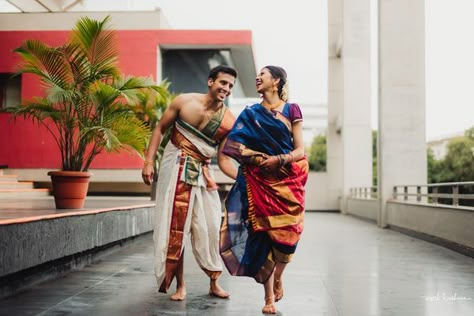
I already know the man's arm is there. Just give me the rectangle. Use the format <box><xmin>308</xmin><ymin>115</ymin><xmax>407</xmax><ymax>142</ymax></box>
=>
<box><xmin>217</xmin><ymin>136</ymin><xmax>238</xmax><ymax>180</ymax></box>
<box><xmin>141</xmin><ymin>95</ymin><xmax>183</xmax><ymax>185</ymax></box>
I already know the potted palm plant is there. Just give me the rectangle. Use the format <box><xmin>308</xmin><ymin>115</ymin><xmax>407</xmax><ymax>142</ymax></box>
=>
<box><xmin>4</xmin><ymin>16</ymin><xmax>168</xmax><ymax>209</ymax></box>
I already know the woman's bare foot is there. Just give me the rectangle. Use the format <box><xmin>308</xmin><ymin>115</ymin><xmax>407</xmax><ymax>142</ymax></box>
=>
<box><xmin>262</xmin><ymin>295</ymin><xmax>276</xmax><ymax>314</ymax></box>
<box><xmin>170</xmin><ymin>286</ymin><xmax>186</xmax><ymax>301</ymax></box>
<box><xmin>209</xmin><ymin>279</ymin><xmax>230</xmax><ymax>299</ymax></box>
<box><xmin>274</xmin><ymin>278</ymin><xmax>284</xmax><ymax>302</ymax></box>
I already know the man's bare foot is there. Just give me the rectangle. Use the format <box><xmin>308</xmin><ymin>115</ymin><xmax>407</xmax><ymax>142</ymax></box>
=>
<box><xmin>262</xmin><ymin>295</ymin><xmax>276</xmax><ymax>314</ymax></box>
<box><xmin>170</xmin><ymin>287</ymin><xmax>186</xmax><ymax>301</ymax></box>
<box><xmin>274</xmin><ymin>278</ymin><xmax>283</xmax><ymax>302</ymax></box>
<box><xmin>209</xmin><ymin>280</ymin><xmax>230</xmax><ymax>299</ymax></box>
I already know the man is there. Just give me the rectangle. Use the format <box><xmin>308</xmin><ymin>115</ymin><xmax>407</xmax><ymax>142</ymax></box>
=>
<box><xmin>141</xmin><ymin>65</ymin><xmax>238</xmax><ymax>301</ymax></box>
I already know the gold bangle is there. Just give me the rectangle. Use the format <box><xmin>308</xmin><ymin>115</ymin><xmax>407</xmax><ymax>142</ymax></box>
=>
<box><xmin>143</xmin><ymin>160</ymin><xmax>154</xmax><ymax>166</ymax></box>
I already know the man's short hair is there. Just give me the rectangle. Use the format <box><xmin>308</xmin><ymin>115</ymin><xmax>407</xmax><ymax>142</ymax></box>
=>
<box><xmin>208</xmin><ymin>65</ymin><xmax>238</xmax><ymax>81</ymax></box>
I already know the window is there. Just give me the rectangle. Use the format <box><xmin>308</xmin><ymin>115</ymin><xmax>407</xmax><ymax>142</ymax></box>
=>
<box><xmin>0</xmin><ymin>73</ymin><xmax>21</xmax><ymax>109</ymax></box>
<box><xmin>161</xmin><ymin>49</ymin><xmax>238</xmax><ymax>97</ymax></box>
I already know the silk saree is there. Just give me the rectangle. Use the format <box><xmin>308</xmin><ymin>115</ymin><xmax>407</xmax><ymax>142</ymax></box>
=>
<box><xmin>220</xmin><ymin>103</ymin><xmax>309</xmax><ymax>283</ymax></box>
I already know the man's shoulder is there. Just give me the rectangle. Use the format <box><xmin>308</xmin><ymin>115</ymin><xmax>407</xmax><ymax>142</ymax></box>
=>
<box><xmin>175</xmin><ymin>93</ymin><xmax>204</xmax><ymax>103</ymax></box>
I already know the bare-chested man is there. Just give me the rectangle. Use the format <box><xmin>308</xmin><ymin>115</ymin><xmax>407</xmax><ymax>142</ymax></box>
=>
<box><xmin>141</xmin><ymin>65</ymin><xmax>238</xmax><ymax>301</ymax></box>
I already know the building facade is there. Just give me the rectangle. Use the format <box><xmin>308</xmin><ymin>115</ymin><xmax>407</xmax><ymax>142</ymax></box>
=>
<box><xmin>0</xmin><ymin>11</ymin><xmax>257</xmax><ymax>187</ymax></box>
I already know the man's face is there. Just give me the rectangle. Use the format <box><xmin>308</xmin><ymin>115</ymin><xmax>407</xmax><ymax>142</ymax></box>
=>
<box><xmin>208</xmin><ymin>72</ymin><xmax>235</xmax><ymax>102</ymax></box>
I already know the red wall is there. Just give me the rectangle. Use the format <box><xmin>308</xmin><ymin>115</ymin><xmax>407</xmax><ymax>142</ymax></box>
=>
<box><xmin>0</xmin><ymin>29</ymin><xmax>251</xmax><ymax>169</ymax></box>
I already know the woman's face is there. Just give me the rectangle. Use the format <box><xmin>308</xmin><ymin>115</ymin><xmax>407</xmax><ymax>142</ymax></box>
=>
<box><xmin>256</xmin><ymin>68</ymin><xmax>276</xmax><ymax>94</ymax></box>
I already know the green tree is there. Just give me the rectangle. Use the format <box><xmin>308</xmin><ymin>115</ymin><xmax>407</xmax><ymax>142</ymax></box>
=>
<box><xmin>437</xmin><ymin>137</ymin><xmax>474</xmax><ymax>182</ymax></box>
<box><xmin>427</xmin><ymin>147</ymin><xmax>440</xmax><ymax>183</ymax></box>
<box><xmin>307</xmin><ymin>134</ymin><xmax>326</xmax><ymax>171</ymax></box>
<box><xmin>465</xmin><ymin>126</ymin><xmax>474</xmax><ymax>140</ymax></box>
<box><xmin>372</xmin><ymin>130</ymin><xmax>377</xmax><ymax>186</ymax></box>
<box><xmin>427</xmin><ymin>128</ymin><xmax>474</xmax><ymax>206</ymax></box>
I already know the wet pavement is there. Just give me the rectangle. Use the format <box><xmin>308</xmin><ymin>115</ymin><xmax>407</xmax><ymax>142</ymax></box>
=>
<box><xmin>0</xmin><ymin>212</ymin><xmax>473</xmax><ymax>316</ymax></box>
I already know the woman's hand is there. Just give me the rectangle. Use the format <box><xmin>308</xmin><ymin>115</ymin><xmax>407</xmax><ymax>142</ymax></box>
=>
<box><xmin>142</xmin><ymin>164</ymin><xmax>154</xmax><ymax>185</ymax></box>
<box><xmin>259</xmin><ymin>155</ymin><xmax>280</xmax><ymax>172</ymax></box>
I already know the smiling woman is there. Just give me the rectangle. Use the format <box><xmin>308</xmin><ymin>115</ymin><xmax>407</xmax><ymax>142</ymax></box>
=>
<box><xmin>220</xmin><ymin>65</ymin><xmax>308</xmax><ymax>314</ymax></box>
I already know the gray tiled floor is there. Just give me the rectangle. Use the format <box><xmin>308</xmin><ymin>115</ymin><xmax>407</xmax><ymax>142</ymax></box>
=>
<box><xmin>0</xmin><ymin>213</ymin><xmax>473</xmax><ymax>316</ymax></box>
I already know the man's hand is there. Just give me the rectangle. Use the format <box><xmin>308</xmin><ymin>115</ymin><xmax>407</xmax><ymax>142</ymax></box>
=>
<box><xmin>142</xmin><ymin>164</ymin><xmax>154</xmax><ymax>185</ymax></box>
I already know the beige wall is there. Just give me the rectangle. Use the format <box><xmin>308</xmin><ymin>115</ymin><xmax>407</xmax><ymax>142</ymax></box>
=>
<box><xmin>346</xmin><ymin>198</ymin><xmax>378</xmax><ymax>221</ymax></box>
<box><xmin>0</xmin><ymin>11</ymin><xmax>169</xmax><ymax>30</ymax></box>
<box><xmin>387</xmin><ymin>201</ymin><xmax>474</xmax><ymax>250</ymax></box>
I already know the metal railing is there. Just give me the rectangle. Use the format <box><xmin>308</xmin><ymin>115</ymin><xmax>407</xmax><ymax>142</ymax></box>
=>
<box><xmin>350</xmin><ymin>187</ymin><xmax>378</xmax><ymax>199</ymax></box>
<box><xmin>392</xmin><ymin>182</ymin><xmax>474</xmax><ymax>208</ymax></box>
<box><xmin>350</xmin><ymin>182</ymin><xmax>474</xmax><ymax>209</ymax></box>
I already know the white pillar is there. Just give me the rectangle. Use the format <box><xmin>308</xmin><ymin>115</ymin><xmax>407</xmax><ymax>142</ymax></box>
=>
<box><xmin>328</xmin><ymin>0</ymin><xmax>373</xmax><ymax>213</ymax></box>
<box><xmin>327</xmin><ymin>0</ymin><xmax>344</xmax><ymax>211</ymax></box>
<box><xmin>378</xmin><ymin>0</ymin><xmax>427</xmax><ymax>227</ymax></box>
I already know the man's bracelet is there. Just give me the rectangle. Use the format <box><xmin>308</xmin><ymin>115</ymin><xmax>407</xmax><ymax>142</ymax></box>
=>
<box><xmin>143</xmin><ymin>160</ymin><xmax>154</xmax><ymax>166</ymax></box>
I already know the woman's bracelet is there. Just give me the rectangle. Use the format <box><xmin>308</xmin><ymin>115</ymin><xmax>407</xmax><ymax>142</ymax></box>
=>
<box><xmin>277</xmin><ymin>155</ymin><xmax>284</xmax><ymax>168</ymax></box>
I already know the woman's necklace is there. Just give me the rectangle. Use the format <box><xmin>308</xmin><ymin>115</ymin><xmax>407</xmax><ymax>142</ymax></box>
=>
<box><xmin>262</xmin><ymin>100</ymin><xmax>284</xmax><ymax>111</ymax></box>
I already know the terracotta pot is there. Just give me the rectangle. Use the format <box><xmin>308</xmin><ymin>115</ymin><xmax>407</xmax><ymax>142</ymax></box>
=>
<box><xmin>47</xmin><ymin>171</ymin><xmax>91</xmax><ymax>209</ymax></box>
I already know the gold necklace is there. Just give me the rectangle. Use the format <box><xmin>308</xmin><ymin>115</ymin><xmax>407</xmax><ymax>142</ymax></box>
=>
<box><xmin>262</xmin><ymin>100</ymin><xmax>283</xmax><ymax>110</ymax></box>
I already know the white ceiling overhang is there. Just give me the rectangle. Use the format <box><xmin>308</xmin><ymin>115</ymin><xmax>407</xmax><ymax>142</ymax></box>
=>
<box><xmin>5</xmin><ymin>0</ymin><xmax>82</xmax><ymax>12</ymax></box>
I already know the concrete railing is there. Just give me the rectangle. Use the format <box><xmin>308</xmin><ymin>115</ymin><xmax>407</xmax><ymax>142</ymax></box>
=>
<box><xmin>347</xmin><ymin>182</ymin><xmax>474</xmax><ymax>257</ymax></box>
<box><xmin>350</xmin><ymin>187</ymin><xmax>378</xmax><ymax>200</ymax></box>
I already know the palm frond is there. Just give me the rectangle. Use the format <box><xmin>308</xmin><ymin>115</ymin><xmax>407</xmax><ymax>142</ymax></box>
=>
<box><xmin>71</xmin><ymin>15</ymin><xmax>119</xmax><ymax>78</ymax></box>
<box><xmin>89</xmin><ymin>80</ymin><xmax>121</xmax><ymax>110</ymax></box>
<box><xmin>117</xmin><ymin>76</ymin><xmax>156</xmax><ymax>90</ymax></box>
<box><xmin>61</xmin><ymin>43</ymin><xmax>91</xmax><ymax>85</ymax></box>
<box><xmin>14</xmin><ymin>40</ymin><xmax>72</xmax><ymax>89</ymax></box>
<box><xmin>109</xmin><ymin>114</ymin><xmax>150</xmax><ymax>155</ymax></box>
<box><xmin>5</xmin><ymin>97</ymin><xmax>62</xmax><ymax>122</ymax></box>
<box><xmin>46</xmin><ymin>86</ymin><xmax>80</xmax><ymax>105</ymax></box>
<box><xmin>82</xmin><ymin>112</ymin><xmax>149</xmax><ymax>154</ymax></box>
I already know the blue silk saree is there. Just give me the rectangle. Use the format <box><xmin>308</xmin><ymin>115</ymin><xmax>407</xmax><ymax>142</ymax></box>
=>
<box><xmin>220</xmin><ymin>103</ymin><xmax>309</xmax><ymax>283</ymax></box>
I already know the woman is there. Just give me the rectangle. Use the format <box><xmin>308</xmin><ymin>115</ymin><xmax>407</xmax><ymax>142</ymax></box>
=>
<box><xmin>220</xmin><ymin>66</ymin><xmax>309</xmax><ymax>314</ymax></box>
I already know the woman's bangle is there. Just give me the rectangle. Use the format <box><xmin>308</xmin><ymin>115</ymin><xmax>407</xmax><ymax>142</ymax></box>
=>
<box><xmin>277</xmin><ymin>155</ymin><xmax>283</xmax><ymax>168</ymax></box>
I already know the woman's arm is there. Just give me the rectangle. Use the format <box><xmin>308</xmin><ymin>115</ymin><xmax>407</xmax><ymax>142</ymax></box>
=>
<box><xmin>259</xmin><ymin>120</ymin><xmax>305</xmax><ymax>171</ymax></box>
<box><xmin>288</xmin><ymin>121</ymin><xmax>305</xmax><ymax>161</ymax></box>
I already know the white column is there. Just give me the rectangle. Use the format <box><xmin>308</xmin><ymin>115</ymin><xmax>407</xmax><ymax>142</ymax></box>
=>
<box><xmin>342</xmin><ymin>0</ymin><xmax>373</xmax><ymax>212</ymax></box>
<box><xmin>378</xmin><ymin>0</ymin><xmax>427</xmax><ymax>227</ymax></box>
<box><xmin>327</xmin><ymin>0</ymin><xmax>344</xmax><ymax>210</ymax></box>
<box><xmin>328</xmin><ymin>0</ymin><xmax>373</xmax><ymax>213</ymax></box>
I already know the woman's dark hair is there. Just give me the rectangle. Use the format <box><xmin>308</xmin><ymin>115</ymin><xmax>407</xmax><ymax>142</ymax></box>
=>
<box><xmin>264</xmin><ymin>65</ymin><xmax>288</xmax><ymax>101</ymax></box>
<box><xmin>208</xmin><ymin>65</ymin><xmax>238</xmax><ymax>80</ymax></box>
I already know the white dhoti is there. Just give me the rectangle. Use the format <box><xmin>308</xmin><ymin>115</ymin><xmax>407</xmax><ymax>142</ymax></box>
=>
<box><xmin>153</xmin><ymin>122</ymin><xmax>224</xmax><ymax>293</ymax></box>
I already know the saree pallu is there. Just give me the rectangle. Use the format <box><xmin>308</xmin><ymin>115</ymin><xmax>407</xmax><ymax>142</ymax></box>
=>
<box><xmin>153</xmin><ymin>106</ymin><xmax>234</xmax><ymax>293</ymax></box>
<box><xmin>220</xmin><ymin>103</ymin><xmax>309</xmax><ymax>283</ymax></box>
